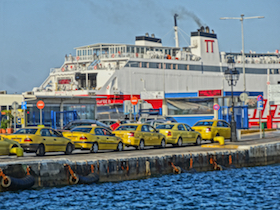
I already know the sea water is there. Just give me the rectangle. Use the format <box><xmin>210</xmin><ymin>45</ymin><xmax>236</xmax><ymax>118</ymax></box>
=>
<box><xmin>1</xmin><ymin>164</ymin><xmax>280</xmax><ymax>209</ymax></box>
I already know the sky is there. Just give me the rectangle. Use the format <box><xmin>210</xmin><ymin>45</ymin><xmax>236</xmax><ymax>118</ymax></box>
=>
<box><xmin>0</xmin><ymin>0</ymin><xmax>280</xmax><ymax>94</ymax></box>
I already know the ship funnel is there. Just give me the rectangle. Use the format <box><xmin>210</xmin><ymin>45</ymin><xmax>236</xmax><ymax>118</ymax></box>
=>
<box><xmin>145</xmin><ymin>33</ymin><xmax>149</xmax><ymax>37</ymax></box>
<box><xmin>200</xmin><ymin>26</ymin><xmax>205</xmax><ymax>32</ymax></box>
<box><xmin>174</xmin><ymin>14</ymin><xmax>179</xmax><ymax>47</ymax></box>
<box><xmin>174</xmin><ymin>13</ymin><xmax>178</xmax><ymax>26</ymax></box>
<box><xmin>151</xmin><ymin>34</ymin><xmax>155</xmax><ymax>38</ymax></box>
<box><xmin>206</xmin><ymin>26</ymin><xmax>209</xmax><ymax>33</ymax></box>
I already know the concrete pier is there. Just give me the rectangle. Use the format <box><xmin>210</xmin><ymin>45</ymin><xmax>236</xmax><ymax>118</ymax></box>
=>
<box><xmin>1</xmin><ymin>136</ymin><xmax>280</xmax><ymax>191</ymax></box>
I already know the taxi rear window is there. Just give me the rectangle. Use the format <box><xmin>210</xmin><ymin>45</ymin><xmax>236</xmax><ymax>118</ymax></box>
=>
<box><xmin>14</xmin><ymin>129</ymin><xmax>38</xmax><ymax>134</ymax></box>
<box><xmin>156</xmin><ymin>124</ymin><xmax>174</xmax><ymax>129</ymax></box>
<box><xmin>71</xmin><ymin>127</ymin><xmax>92</xmax><ymax>133</ymax></box>
<box><xmin>193</xmin><ymin>121</ymin><xmax>213</xmax><ymax>126</ymax></box>
<box><xmin>115</xmin><ymin>125</ymin><xmax>138</xmax><ymax>131</ymax></box>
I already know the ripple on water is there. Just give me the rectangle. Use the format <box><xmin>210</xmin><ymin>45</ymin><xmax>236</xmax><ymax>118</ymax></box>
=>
<box><xmin>1</xmin><ymin>164</ymin><xmax>280</xmax><ymax>209</ymax></box>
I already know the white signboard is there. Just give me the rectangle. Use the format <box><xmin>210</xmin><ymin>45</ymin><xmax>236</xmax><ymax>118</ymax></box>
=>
<box><xmin>268</xmin><ymin>85</ymin><xmax>280</xmax><ymax>104</ymax></box>
<box><xmin>141</xmin><ymin>91</ymin><xmax>165</xmax><ymax>100</ymax></box>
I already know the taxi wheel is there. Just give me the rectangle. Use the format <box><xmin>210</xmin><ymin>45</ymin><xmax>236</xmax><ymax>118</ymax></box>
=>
<box><xmin>91</xmin><ymin>142</ymin><xmax>98</xmax><ymax>153</ymax></box>
<box><xmin>36</xmin><ymin>144</ymin><xmax>45</xmax><ymax>156</ymax></box>
<box><xmin>117</xmin><ymin>142</ymin><xmax>123</xmax><ymax>152</ymax></box>
<box><xmin>138</xmin><ymin>140</ymin><xmax>145</xmax><ymax>150</ymax></box>
<box><xmin>195</xmin><ymin>136</ymin><xmax>202</xmax><ymax>146</ymax></box>
<box><xmin>177</xmin><ymin>138</ymin><xmax>183</xmax><ymax>147</ymax></box>
<box><xmin>160</xmin><ymin>139</ymin><xmax>166</xmax><ymax>148</ymax></box>
<box><xmin>65</xmin><ymin>143</ymin><xmax>73</xmax><ymax>155</ymax></box>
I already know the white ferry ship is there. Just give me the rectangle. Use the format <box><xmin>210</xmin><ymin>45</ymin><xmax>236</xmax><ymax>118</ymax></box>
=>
<box><xmin>32</xmin><ymin>15</ymin><xmax>280</xmax><ymax>127</ymax></box>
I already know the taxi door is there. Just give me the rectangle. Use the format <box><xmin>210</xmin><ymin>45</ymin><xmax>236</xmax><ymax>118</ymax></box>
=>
<box><xmin>184</xmin><ymin>124</ymin><xmax>196</xmax><ymax>143</ymax></box>
<box><xmin>216</xmin><ymin>121</ymin><xmax>225</xmax><ymax>137</ymax></box>
<box><xmin>177</xmin><ymin>124</ymin><xmax>189</xmax><ymax>143</ymax></box>
<box><xmin>148</xmin><ymin>125</ymin><xmax>160</xmax><ymax>145</ymax></box>
<box><xmin>49</xmin><ymin>129</ymin><xmax>68</xmax><ymax>151</ymax></box>
<box><xmin>40</xmin><ymin>129</ymin><xmax>56</xmax><ymax>152</ymax></box>
<box><xmin>0</xmin><ymin>139</ymin><xmax>10</xmax><ymax>155</ymax></box>
<box><xmin>222</xmin><ymin>121</ymin><xmax>231</xmax><ymax>139</ymax></box>
<box><xmin>141</xmin><ymin>125</ymin><xmax>152</xmax><ymax>146</ymax></box>
<box><xmin>102</xmin><ymin>128</ymin><xmax>118</xmax><ymax>150</ymax></box>
<box><xmin>94</xmin><ymin>128</ymin><xmax>107</xmax><ymax>150</ymax></box>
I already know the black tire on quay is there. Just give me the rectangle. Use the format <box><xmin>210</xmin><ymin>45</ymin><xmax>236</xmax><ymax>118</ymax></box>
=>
<box><xmin>69</xmin><ymin>174</ymin><xmax>79</xmax><ymax>185</ymax></box>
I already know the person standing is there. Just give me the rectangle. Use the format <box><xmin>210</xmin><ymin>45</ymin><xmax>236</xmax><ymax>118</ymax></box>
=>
<box><xmin>110</xmin><ymin>120</ymin><xmax>121</xmax><ymax>131</ymax></box>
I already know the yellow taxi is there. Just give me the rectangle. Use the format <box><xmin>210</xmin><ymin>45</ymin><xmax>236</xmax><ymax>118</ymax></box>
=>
<box><xmin>63</xmin><ymin>126</ymin><xmax>124</xmax><ymax>153</ymax></box>
<box><xmin>112</xmin><ymin>124</ymin><xmax>166</xmax><ymax>150</ymax></box>
<box><xmin>191</xmin><ymin>120</ymin><xmax>231</xmax><ymax>142</ymax></box>
<box><xmin>4</xmin><ymin>127</ymin><xmax>74</xmax><ymax>156</ymax></box>
<box><xmin>156</xmin><ymin>123</ymin><xmax>201</xmax><ymax>146</ymax></box>
<box><xmin>0</xmin><ymin>135</ymin><xmax>23</xmax><ymax>157</ymax></box>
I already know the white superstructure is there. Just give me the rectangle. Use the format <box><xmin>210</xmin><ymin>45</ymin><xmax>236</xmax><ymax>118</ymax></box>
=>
<box><xmin>33</xmin><ymin>15</ymin><xmax>280</xmax><ymax>102</ymax></box>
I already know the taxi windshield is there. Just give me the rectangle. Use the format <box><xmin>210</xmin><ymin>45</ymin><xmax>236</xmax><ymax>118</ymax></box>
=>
<box><xmin>115</xmin><ymin>125</ymin><xmax>138</xmax><ymax>131</ymax></box>
<box><xmin>193</xmin><ymin>121</ymin><xmax>213</xmax><ymax>126</ymax></box>
<box><xmin>71</xmin><ymin>127</ymin><xmax>92</xmax><ymax>133</ymax></box>
<box><xmin>156</xmin><ymin>124</ymin><xmax>174</xmax><ymax>129</ymax></box>
<box><xmin>14</xmin><ymin>129</ymin><xmax>38</xmax><ymax>134</ymax></box>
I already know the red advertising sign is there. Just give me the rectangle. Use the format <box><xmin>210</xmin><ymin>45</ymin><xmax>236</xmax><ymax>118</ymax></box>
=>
<box><xmin>249</xmin><ymin>99</ymin><xmax>280</xmax><ymax>128</ymax></box>
<box><xmin>198</xmin><ymin>90</ymin><xmax>222</xmax><ymax>97</ymax></box>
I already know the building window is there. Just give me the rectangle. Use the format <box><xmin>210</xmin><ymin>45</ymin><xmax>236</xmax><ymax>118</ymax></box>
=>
<box><xmin>167</xmin><ymin>98</ymin><xmax>214</xmax><ymax>115</ymax></box>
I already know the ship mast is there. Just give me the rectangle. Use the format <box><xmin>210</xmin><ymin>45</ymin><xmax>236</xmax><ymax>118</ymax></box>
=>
<box><xmin>174</xmin><ymin>14</ymin><xmax>179</xmax><ymax>48</ymax></box>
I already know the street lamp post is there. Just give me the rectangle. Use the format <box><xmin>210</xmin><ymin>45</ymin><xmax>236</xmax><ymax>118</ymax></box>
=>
<box><xmin>224</xmin><ymin>58</ymin><xmax>240</xmax><ymax>142</ymax></box>
<box><xmin>129</xmin><ymin>62</ymin><xmax>138</xmax><ymax>120</ymax></box>
<box><xmin>220</xmin><ymin>14</ymin><xmax>264</xmax><ymax>92</ymax></box>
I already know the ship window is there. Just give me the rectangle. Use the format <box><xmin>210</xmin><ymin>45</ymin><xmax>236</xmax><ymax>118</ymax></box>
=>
<box><xmin>131</xmin><ymin>47</ymin><xmax>135</xmax><ymax>53</ymax></box>
<box><xmin>136</xmin><ymin>48</ymin><xmax>140</xmax><ymax>53</ymax></box>
<box><xmin>141</xmin><ymin>48</ymin><xmax>144</xmax><ymax>54</ymax></box>
<box><xmin>246</xmin><ymin>68</ymin><xmax>266</xmax><ymax>74</ymax></box>
<box><xmin>166</xmin><ymin>64</ymin><xmax>171</xmax><ymax>69</ymax></box>
<box><xmin>156</xmin><ymin>63</ymin><xmax>162</xmax><ymax>69</ymax></box>
<box><xmin>127</xmin><ymin>47</ymin><xmax>131</xmax><ymax>53</ymax></box>
<box><xmin>142</xmin><ymin>62</ymin><xmax>147</xmax><ymax>68</ymax></box>
<box><xmin>149</xmin><ymin>63</ymin><xmax>157</xmax><ymax>68</ymax></box>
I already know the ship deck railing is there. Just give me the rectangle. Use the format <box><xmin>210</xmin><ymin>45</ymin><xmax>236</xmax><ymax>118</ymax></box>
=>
<box><xmin>98</xmin><ymin>52</ymin><xmax>201</xmax><ymax>61</ymax></box>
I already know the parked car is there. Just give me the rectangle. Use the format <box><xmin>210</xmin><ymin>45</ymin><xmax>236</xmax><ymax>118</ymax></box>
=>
<box><xmin>112</xmin><ymin>124</ymin><xmax>166</xmax><ymax>150</ymax></box>
<box><xmin>0</xmin><ymin>135</ymin><xmax>23</xmax><ymax>157</ymax></box>
<box><xmin>138</xmin><ymin>116</ymin><xmax>177</xmax><ymax>124</ymax></box>
<box><xmin>156</xmin><ymin>123</ymin><xmax>201</xmax><ymax>146</ymax></box>
<box><xmin>4</xmin><ymin>127</ymin><xmax>74</xmax><ymax>156</ymax></box>
<box><xmin>63</xmin><ymin>126</ymin><xmax>124</xmax><ymax>153</ymax></box>
<box><xmin>191</xmin><ymin>120</ymin><xmax>231</xmax><ymax>142</ymax></box>
<box><xmin>63</xmin><ymin>119</ymin><xmax>110</xmax><ymax>130</ymax></box>
<box><xmin>99</xmin><ymin>119</ymin><xmax>130</xmax><ymax>126</ymax></box>
<box><xmin>145</xmin><ymin>119</ymin><xmax>169</xmax><ymax>128</ymax></box>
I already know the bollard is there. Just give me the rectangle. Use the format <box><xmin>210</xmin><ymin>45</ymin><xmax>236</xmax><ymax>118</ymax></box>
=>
<box><xmin>214</xmin><ymin>136</ymin><xmax>225</xmax><ymax>145</ymax></box>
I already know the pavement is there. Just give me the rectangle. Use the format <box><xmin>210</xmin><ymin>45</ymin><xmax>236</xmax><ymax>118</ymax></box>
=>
<box><xmin>0</xmin><ymin>130</ymin><xmax>280</xmax><ymax>163</ymax></box>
